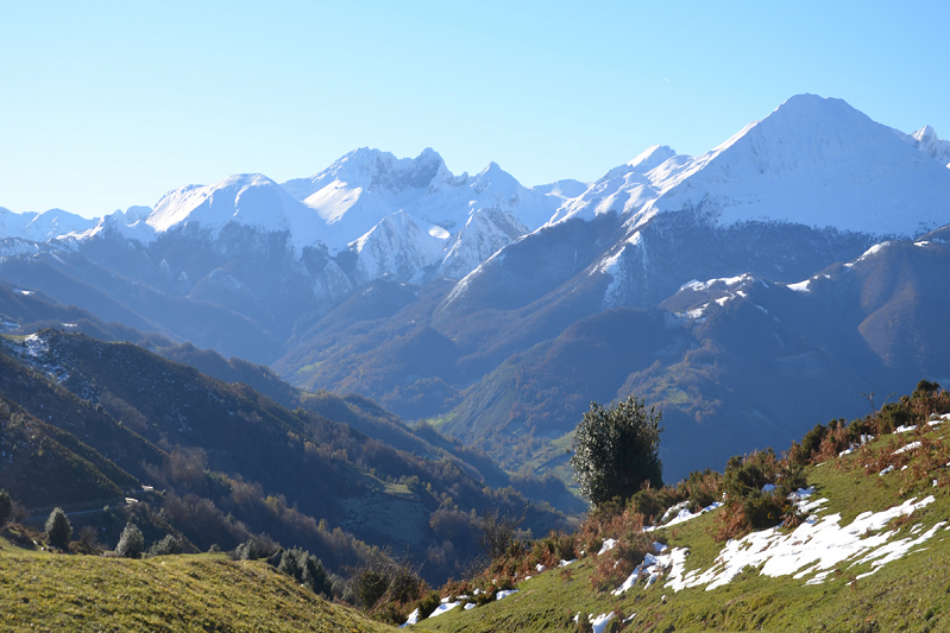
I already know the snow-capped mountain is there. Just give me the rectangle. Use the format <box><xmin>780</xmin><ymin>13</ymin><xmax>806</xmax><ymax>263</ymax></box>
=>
<box><xmin>146</xmin><ymin>173</ymin><xmax>325</xmax><ymax>251</ymax></box>
<box><xmin>2</xmin><ymin>93</ymin><xmax>949</xmax><ymax>363</ymax></box>
<box><xmin>348</xmin><ymin>210</ymin><xmax>445</xmax><ymax>285</ymax></box>
<box><xmin>903</xmin><ymin>125</ymin><xmax>950</xmax><ymax>167</ymax></box>
<box><xmin>56</xmin><ymin>149</ymin><xmax>573</xmax><ymax>287</ymax></box>
<box><xmin>4</xmin><ymin>95</ymin><xmax>948</xmax><ymax>305</ymax></box>
<box><xmin>458</xmin><ymin>94</ymin><xmax>950</xmax><ymax>314</ymax></box>
<box><xmin>555</xmin><ymin>95</ymin><xmax>950</xmax><ymax>237</ymax></box>
<box><xmin>437</xmin><ymin>208</ymin><xmax>529</xmax><ymax>280</ymax></box>
<box><xmin>281</xmin><ymin>147</ymin><xmax>568</xmax><ymax>251</ymax></box>
<box><xmin>548</xmin><ymin>145</ymin><xmax>677</xmax><ymax>224</ymax></box>
<box><xmin>0</xmin><ymin>207</ymin><xmax>97</xmax><ymax>243</ymax></box>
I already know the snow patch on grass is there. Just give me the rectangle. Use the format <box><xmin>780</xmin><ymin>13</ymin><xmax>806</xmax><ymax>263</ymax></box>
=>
<box><xmin>662</xmin><ymin>496</ymin><xmax>936</xmax><ymax>593</ymax></box>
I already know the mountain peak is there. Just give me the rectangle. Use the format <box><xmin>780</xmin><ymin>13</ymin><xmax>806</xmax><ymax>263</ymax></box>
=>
<box><xmin>908</xmin><ymin>124</ymin><xmax>950</xmax><ymax>166</ymax></box>
<box><xmin>147</xmin><ymin>172</ymin><xmax>320</xmax><ymax>249</ymax></box>
<box><xmin>598</xmin><ymin>145</ymin><xmax>679</xmax><ymax>183</ymax></box>
<box><xmin>639</xmin><ymin>93</ymin><xmax>950</xmax><ymax>236</ymax></box>
<box><xmin>913</xmin><ymin>124</ymin><xmax>937</xmax><ymax>142</ymax></box>
<box><xmin>628</xmin><ymin>145</ymin><xmax>677</xmax><ymax>172</ymax></box>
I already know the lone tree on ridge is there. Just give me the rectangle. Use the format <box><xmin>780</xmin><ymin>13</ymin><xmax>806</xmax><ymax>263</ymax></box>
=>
<box><xmin>569</xmin><ymin>395</ymin><xmax>664</xmax><ymax>507</ymax></box>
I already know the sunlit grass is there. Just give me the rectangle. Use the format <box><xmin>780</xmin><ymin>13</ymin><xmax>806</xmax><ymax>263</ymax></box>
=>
<box><xmin>0</xmin><ymin>545</ymin><xmax>397</xmax><ymax>632</ymax></box>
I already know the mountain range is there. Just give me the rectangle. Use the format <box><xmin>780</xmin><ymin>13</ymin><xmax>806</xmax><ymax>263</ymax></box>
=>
<box><xmin>1</xmin><ymin>93</ymin><xmax>948</xmax><ymax>487</ymax></box>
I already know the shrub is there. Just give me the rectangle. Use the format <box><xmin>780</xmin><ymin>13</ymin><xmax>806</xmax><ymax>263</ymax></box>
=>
<box><xmin>628</xmin><ymin>483</ymin><xmax>687</xmax><ymax>524</ymax></box>
<box><xmin>357</xmin><ymin>570</ymin><xmax>389</xmax><ymax>608</ymax></box>
<box><xmin>714</xmin><ymin>450</ymin><xmax>806</xmax><ymax>541</ymax></box>
<box><xmin>234</xmin><ymin>539</ymin><xmax>260</xmax><ymax>560</ymax></box>
<box><xmin>589</xmin><ymin>511</ymin><xmax>652</xmax><ymax>592</ymax></box>
<box><xmin>0</xmin><ymin>489</ymin><xmax>12</xmax><ymax>528</ymax></box>
<box><xmin>270</xmin><ymin>548</ymin><xmax>333</xmax><ymax>597</ymax></box>
<box><xmin>148</xmin><ymin>534</ymin><xmax>183</xmax><ymax>557</ymax></box>
<box><xmin>682</xmin><ymin>468</ymin><xmax>722</xmax><ymax>511</ymax></box>
<box><xmin>116</xmin><ymin>522</ymin><xmax>144</xmax><ymax>559</ymax></box>
<box><xmin>76</xmin><ymin>526</ymin><xmax>103</xmax><ymax>553</ymax></box>
<box><xmin>415</xmin><ymin>591</ymin><xmax>441</xmax><ymax>619</ymax></box>
<box><xmin>476</xmin><ymin>507</ymin><xmax>526</xmax><ymax>561</ymax></box>
<box><xmin>570</xmin><ymin>395</ymin><xmax>663</xmax><ymax>507</ymax></box>
<box><xmin>796</xmin><ymin>422</ymin><xmax>829</xmax><ymax>463</ymax></box>
<box><xmin>45</xmin><ymin>507</ymin><xmax>72</xmax><ymax>549</ymax></box>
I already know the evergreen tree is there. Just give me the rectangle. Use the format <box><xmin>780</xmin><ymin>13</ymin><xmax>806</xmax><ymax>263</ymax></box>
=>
<box><xmin>0</xmin><ymin>490</ymin><xmax>12</xmax><ymax>528</ymax></box>
<box><xmin>569</xmin><ymin>395</ymin><xmax>664</xmax><ymax>506</ymax></box>
<box><xmin>269</xmin><ymin>548</ymin><xmax>333</xmax><ymax>597</ymax></box>
<box><xmin>147</xmin><ymin>534</ymin><xmax>182</xmax><ymax>557</ymax></box>
<box><xmin>116</xmin><ymin>522</ymin><xmax>144</xmax><ymax>559</ymax></box>
<box><xmin>45</xmin><ymin>507</ymin><xmax>72</xmax><ymax>549</ymax></box>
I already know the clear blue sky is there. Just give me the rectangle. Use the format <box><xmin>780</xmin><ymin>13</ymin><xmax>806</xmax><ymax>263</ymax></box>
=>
<box><xmin>2</xmin><ymin>0</ymin><xmax>948</xmax><ymax>218</ymax></box>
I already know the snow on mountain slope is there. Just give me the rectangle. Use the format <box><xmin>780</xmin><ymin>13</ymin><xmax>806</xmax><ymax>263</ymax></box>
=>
<box><xmin>904</xmin><ymin>125</ymin><xmax>950</xmax><ymax>167</ymax></box>
<box><xmin>549</xmin><ymin>145</ymin><xmax>678</xmax><ymax>224</ymax></box>
<box><xmin>0</xmin><ymin>207</ymin><xmax>97</xmax><ymax>242</ymax></box>
<box><xmin>641</xmin><ymin>95</ymin><xmax>950</xmax><ymax>235</ymax></box>
<box><xmin>557</xmin><ymin>95</ymin><xmax>950</xmax><ymax>238</ymax></box>
<box><xmin>147</xmin><ymin>174</ymin><xmax>324</xmax><ymax>251</ymax></box>
<box><xmin>348</xmin><ymin>210</ymin><xmax>445</xmax><ymax>284</ymax></box>
<box><xmin>640</xmin><ymin>94</ymin><xmax>950</xmax><ymax>236</ymax></box>
<box><xmin>438</xmin><ymin>208</ymin><xmax>528</xmax><ymax>280</ymax></box>
<box><xmin>281</xmin><ymin>147</ymin><xmax>565</xmax><ymax>252</ymax></box>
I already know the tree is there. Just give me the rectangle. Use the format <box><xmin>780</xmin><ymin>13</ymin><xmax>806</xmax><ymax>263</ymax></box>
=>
<box><xmin>476</xmin><ymin>507</ymin><xmax>526</xmax><ymax>560</ymax></box>
<box><xmin>45</xmin><ymin>507</ymin><xmax>72</xmax><ymax>549</ymax></box>
<box><xmin>0</xmin><ymin>490</ymin><xmax>12</xmax><ymax>529</ymax></box>
<box><xmin>116</xmin><ymin>522</ymin><xmax>144</xmax><ymax>559</ymax></box>
<box><xmin>147</xmin><ymin>534</ymin><xmax>182</xmax><ymax>557</ymax></box>
<box><xmin>569</xmin><ymin>395</ymin><xmax>664</xmax><ymax>506</ymax></box>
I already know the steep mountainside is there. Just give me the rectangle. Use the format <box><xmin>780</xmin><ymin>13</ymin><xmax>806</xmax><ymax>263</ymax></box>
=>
<box><xmin>0</xmin><ymin>331</ymin><xmax>569</xmax><ymax>582</ymax></box>
<box><xmin>442</xmin><ymin>235</ymin><xmax>950</xmax><ymax>482</ymax></box>
<box><xmin>159</xmin><ymin>341</ymin><xmax>584</xmax><ymax>513</ymax></box>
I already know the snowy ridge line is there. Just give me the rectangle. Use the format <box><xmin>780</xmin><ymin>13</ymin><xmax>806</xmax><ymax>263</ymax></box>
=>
<box><xmin>3</xmin><ymin>94</ymin><xmax>950</xmax><ymax>296</ymax></box>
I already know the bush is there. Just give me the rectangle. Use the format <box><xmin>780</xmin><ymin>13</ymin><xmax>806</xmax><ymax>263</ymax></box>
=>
<box><xmin>415</xmin><ymin>591</ymin><xmax>441</xmax><ymax>619</ymax></box>
<box><xmin>628</xmin><ymin>483</ymin><xmax>687</xmax><ymax>524</ymax></box>
<box><xmin>234</xmin><ymin>539</ymin><xmax>260</xmax><ymax>560</ymax></box>
<box><xmin>45</xmin><ymin>508</ymin><xmax>72</xmax><ymax>549</ymax></box>
<box><xmin>357</xmin><ymin>570</ymin><xmax>389</xmax><ymax>608</ymax></box>
<box><xmin>270</xmin><ymin>548</ymin><xmax>333</xmax><ymax>597</ymax></box>
<box><xmin>116</xmin><ymin>522</ymin><xmax>145</xmax><ymax>559</ymax></box>
<box><xmin>476</xmin><ymin>507</ymin><xmax>526</xmax><ymax>561</ymax></box>
<box><xmin>714</xmin><ymin>450</ymin><xmax>806</xmax><ymax>541</ymax></box>
<box><xmin>148</xmin><ymin>534</ymin><xmax>183</xmax><ymax>557</ymax></box>
<box><xmin>796</xmin><ymin>422</ymin><xmax>829</xmax><ymax>463</ymax></box>
<box><xmin>0</xmin><ymin>490</ymin><xmax>12</xmax><ymax>528</ymax></box>
<box><xmin>589</xmin><ymin>512</ymin><xmax>652</xmax><ymax>592</ymax></box>
<box><xmin>76</xmin><ymin>526</ymin><xmax>103</xmax><ymax>553</ymax></box>
<box><xmin>570</xmin><ymin>395</ymin><xmax>663</xmax><ymax>507</ymax></box>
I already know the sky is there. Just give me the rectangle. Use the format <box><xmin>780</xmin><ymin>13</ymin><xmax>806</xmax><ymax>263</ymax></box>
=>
<box><xmin>1</xmin><ymin>0</ymin><xmax>948</xmax><ymax>218</ymax></box>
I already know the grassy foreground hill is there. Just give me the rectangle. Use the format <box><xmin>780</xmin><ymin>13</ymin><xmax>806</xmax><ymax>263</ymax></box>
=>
<box><xmin>0</xmin><ymin>544</ymin><xmax>396</xmax><ymax>632</ymax></box>
<box><xmin>403</xmin><ymin>390</ymin><xmax>950</xmax><ymax>632</ymax></box>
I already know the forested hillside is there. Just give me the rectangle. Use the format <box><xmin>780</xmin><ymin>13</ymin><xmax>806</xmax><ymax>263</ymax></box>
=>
<box><xmin>0</xmin><ymin>329</ymin><xmax>572</xmax><ymax>586</ymax></box>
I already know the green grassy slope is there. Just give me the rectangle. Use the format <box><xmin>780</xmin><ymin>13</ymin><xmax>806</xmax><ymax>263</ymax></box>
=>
<box><xmin>414</xmin><ymin>418</ymin><xmax>950</xmax><ymax>632</ymax></box>
<box><xmin>0</xmin><ymin>546</ymin><xmax>397</xmax><ymax>632</ymax></box>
